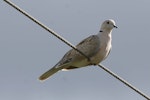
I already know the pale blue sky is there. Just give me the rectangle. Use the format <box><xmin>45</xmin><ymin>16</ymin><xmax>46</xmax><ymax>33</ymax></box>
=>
<box><xmin>1</xmin><ymin>0</ymin><xmax>150</xmax><ymax>100</ymax></box>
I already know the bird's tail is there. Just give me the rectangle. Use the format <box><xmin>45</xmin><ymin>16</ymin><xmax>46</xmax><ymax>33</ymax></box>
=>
<box><xmin>39</xmin><ymin>67</ymin><xmax>61</xmax><ymax>81</ymax></box>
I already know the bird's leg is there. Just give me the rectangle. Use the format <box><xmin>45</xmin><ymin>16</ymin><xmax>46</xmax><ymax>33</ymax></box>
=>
<box><xmin>87</xmin><ymin>59</ymin><xmax>97</xmax><ymax>66</ymax></box>
<box><xmin>87</xmin><ymin>57</ymin><xmax>91</xmax><ymax>62</ymax></box>
<box><xmin>93</xmin><ymin>63</ymin><xmax>97</xmax><ymax>66</ymax></box>
<box><xmin>88</xmin><ymin>63</ymin><xmax>97</xmax><ymax>66</ymax></box>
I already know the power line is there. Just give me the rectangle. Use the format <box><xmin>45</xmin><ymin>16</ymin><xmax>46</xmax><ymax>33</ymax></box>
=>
<box><xmin>3</xmin><ymin>0</ymin><xmax>150</xmax><ymax>100</ymax></box>
<box><xmin>98</xmin><ymin>64</ymin><xmax>150</xmax><ymax>100</ymax></box>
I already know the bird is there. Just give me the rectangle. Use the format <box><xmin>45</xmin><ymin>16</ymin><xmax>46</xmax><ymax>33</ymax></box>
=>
<box><xmin>39</xmin><ymin>19</ymin><xmax>117</xmax><ymax>81</ymax></box>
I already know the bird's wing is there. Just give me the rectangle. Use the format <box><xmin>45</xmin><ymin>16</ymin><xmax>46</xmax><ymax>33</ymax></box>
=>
<box><xmin>76</xmin><ymin>35</ymin><xmax>100</xmax><ymax>57</ymax></box>
<box><xmin>39</xmin><ymin>35</ymin><xmax>101</xmax><ymax>80</ymax></box>
<box><xmin>56</xmin><ymin>35</ymin><xmax>100</xmax><ymax>67</ymax></box>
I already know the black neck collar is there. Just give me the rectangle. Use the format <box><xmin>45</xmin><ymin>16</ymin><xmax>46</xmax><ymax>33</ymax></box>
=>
<box><xmin>99</xmin><ymin>30</ymin><xmax>103</xmax><ymax>32</ymax></box>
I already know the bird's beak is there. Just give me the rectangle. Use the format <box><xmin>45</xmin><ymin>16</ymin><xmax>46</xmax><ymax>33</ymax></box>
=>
<box><xmin>114</xmin><ymin>25</ymin><xmax>118</xmax><ymax>28</ymax></box>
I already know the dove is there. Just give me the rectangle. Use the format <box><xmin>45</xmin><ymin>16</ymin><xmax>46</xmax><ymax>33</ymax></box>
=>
<box><xmin>39</xmin><ymin>19</ymin><xmax>117</xmax><ymax>81</ymax></box>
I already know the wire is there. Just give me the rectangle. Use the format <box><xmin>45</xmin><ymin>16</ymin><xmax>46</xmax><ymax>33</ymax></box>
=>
<box><xmin>3</xmin><ymin>0</ymin><xmax>90</xmax><ymax>61</ymax></box>
<box><xmin>3</xmin><ymin>0</ymin><xmax>150</xmax><ymax>99</ymax></box>
<box><xmin>98</xmin><ymin>64</ymin><xmax>150</xmax><ymax>100</ymax></box>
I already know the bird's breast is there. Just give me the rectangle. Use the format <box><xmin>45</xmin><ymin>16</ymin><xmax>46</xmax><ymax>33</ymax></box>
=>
<box><xmin>90</xmin><ymin>37</ymin><xmax>111</xmax><ymax>65</ymax></box>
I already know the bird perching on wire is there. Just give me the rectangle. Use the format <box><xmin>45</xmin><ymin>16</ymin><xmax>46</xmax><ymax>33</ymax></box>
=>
<box><xmin>39</xmin><ymin>19</ymin><xmax>117</xmax><ymax>81</ymax></box>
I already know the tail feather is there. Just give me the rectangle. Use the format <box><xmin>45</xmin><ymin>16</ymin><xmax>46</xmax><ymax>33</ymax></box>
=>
<box><xmin>39</xmin><ymin>67</ymin><xmax>60</xmax><ymax>81</ymax></box>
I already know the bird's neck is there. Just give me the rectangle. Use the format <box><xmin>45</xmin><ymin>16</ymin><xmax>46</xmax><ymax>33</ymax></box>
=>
<box><xmin>97</xmin><ymin>29</ymin><xmax>112</xmax><ymax>38</ymax></box>
<box><xmin>97</xmin><ymin>30</ymin><xmax>112</xmax><ymax>48</ymax></box>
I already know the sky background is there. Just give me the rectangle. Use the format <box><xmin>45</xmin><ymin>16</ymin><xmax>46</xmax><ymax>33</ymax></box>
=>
<box><xmin>1</xmin><ymin>0</ymin><xmax>150</xmax><ymax>100</ymax></box>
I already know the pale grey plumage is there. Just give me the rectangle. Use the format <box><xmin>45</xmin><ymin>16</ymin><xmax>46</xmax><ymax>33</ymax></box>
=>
<box><xmin>39</xmin><ymin>19</ymin><xmax>117</xmax><ymax>81</ymax></box>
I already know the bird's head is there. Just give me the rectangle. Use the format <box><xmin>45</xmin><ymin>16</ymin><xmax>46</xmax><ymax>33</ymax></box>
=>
<box><xmin>100</xmin><ymin>19</ymin><xmax>117</xmax><ymax>31</ymax></box>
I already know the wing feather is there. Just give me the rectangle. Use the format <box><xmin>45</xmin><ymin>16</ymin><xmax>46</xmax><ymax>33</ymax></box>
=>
<box><xmin>57</xmin><ymin>35</ymin><xmax>100</xmax><ymax>67</ymax></box>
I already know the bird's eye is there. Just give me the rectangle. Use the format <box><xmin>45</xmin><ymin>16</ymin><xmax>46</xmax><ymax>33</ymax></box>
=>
<box><xmin>107</xmin><ymin>21</ymin><xmax>109</xmax><ymax>24</ymax></box>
